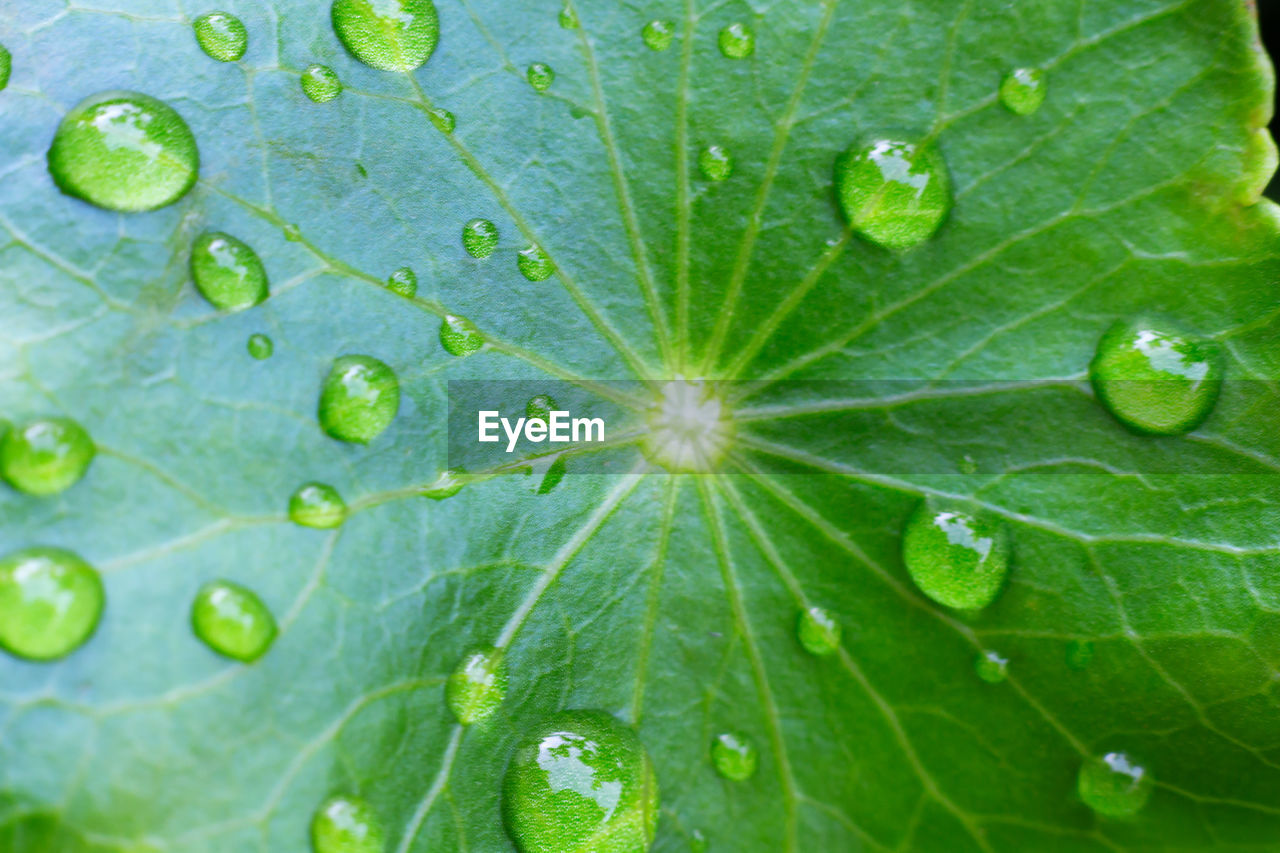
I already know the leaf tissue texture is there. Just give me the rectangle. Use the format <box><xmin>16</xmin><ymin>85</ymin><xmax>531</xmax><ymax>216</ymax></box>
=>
<box><xmin>1</xmin><ymin>0</ymin><xmax>1279</xmax><ymax>851</ymax></box>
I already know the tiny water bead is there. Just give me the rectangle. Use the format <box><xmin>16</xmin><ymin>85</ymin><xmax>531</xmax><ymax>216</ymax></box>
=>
<box><xmin>289</xmin><ymin>482</ymin><xmax>347</xmax><ymax>529</ymax></box>
<box><xmin>302</xmin><ymin>64</ymin><xmax>343</xmax><ymax>102</ymax></box>
<box><xmin>319</xmin><ymin>355</ymin><xmax>401</xmax><ymax>444</ymax></box>
<box><xmin>836</xmin><ymin>139</ymin><xmax>952</xmax><ymax>252</ymax></box>
<box><xmin>1000</xmin><ymin>67</ymin><xmax>1047</xmax><ymax>115</ymax></box>
<box><xmin>901</xmin><ymin>503</ymin><xmax>1009</xmax><ymax>611</ymax></box>
<box><xmin>440</xmin><ymin>314</ymin><xmax>484</xmax><ymax>357</ymax></box>
<box><xmin>517</xmin><ymin>245</ymin><xmax>555</xmax><ymax>281</ymax></box>
<box><xmin>190</xmin><ymin>231</ymin><xmax>269</xmax><ymax>311</ymax></box>
<box><xmin>422</xmin><ymin>467</ymin><xmax>467</xmax><ymax>500</ymax></box>
<box><xmin>428</xmin><ymin>106</ymin><xmax>456</xmax><ymax>134</ymax></box>
<box><xmin>463</xmin><ymin>218</ymin><xmax>499</xmax><ymax>259</ymax></box>
<box><xmin>1078</xmin><ymin>752</ymin><xmax>1153</xmax><ymax>818</ymax></box>
<box><xmin>447</xmin><ymin>647</ymin><xmax>508</xmax><ymax>724</ymax></box>
<box><xmin>718</xmin><ymin>23</ymin><xmax>754</xmax><ymax>59</ymax></box>
<box><xmin>711</xmin><ymin>732</ymin><xmax>757</xmax><ymax>781</ymax></box>
<box><xmin>0</xmin><ymin>43</ymin><xmax>10</xmax><ymax>91</ymax></box>
<box><xmin>528</xmin><ymin>62</ymin><xmax>556</xmax><ymax>92</ymax></box>
<box><xmin>796</xmin><ymin>607</ymin><xmax>841</xmax><ymax>656</ymax></box>
<box><xmin>47</xmin><ymin>91</ymin><xmax>199</xmax><ymax>212</ymax></box>
<box><xmin>1089</xmin><ymin>322</ymin><xmax>1224</xmax><ymax>436</ymax></box>
<box><xmin>191</xmin><ymin>580</ymin><xmax>277</xmax><ymax>662</ymax></box>
<box><xmin>559</xmin><ymin>4</ymin><xmax>579</xmax><ymax>29</ymax></box>
<box><xmin>386</xmin><ymin>266</ymin><xmax>418</xmax><ymax>297</ymax></box>
<box><xmin>1066</xmin><ymin>639</ymin><xmax>1095</xmax><ymax>671</ymax></box>
<box><xmin>247</xmin><ymin>333</ymin><xmax>274</xmax><ymax>360</ymax></box>
<box><xmin>527</xmin><ymin>394</ymin><xmax>557</xmax><ymax>423</ymax></box>
<box><xmin>642</xmin><ymin>20</ymin><xmax>674</xmax><ymax>52</ymax></box>
<box><xmin>538</xmin><ymin>456</ymin><xmax>567</xmax><ymax>495</ymax></box>
<box><xmin>0</xmin><ymin>547</ymin><xmax>104</xmax><ymax>661</ymax></box>
<box><xmin>193</xmin><ymin>11</ymin><xmax>248</xmax><ymax>62</ymax></box>
<box><xmin>503</xmin><ymin>710</ymin><xmax>659</xmax><ymax>853</ymax></box>
<box><xmin>698</xmin><ymin>145</ymin><xmax>732</xmax><ymax>182</ymax></box>
<box><xmin>974</xmin><ymin>650</ymin><xmax>1009</xmax><ymax>684</ymax></box>
<box><xmin>311</xmin><ymin>795</ymin><xmax>385</xmax><ymax>853</ymax></box>
<box><xmin>331</xmin><ymin>0</ymin><xmax>439</xmax><ymax>72</ymax></box>
<box><xmin>1</xmin><ymin>417</ymin><xmax>95</xmax><ymax>496</ymax></box>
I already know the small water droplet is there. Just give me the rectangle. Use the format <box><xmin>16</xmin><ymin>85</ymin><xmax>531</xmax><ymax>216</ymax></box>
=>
<box><xmin>0</xmin><ymin>417</ymin><xmax>95</xmax><ymax>496</ymax></box>
<box><xmin>193</xmin><ymin>11</ymin><xmax>248</xmax><ymax>62</ymax></box>
<box><xmin>191</xmin><ymin>580</ymin><xmax>276</xmax><ymax>662</ymax></box>
<box><xmin>718</xmin><ymin>23</ymin><xmax>754</xmax><ymax>59</ymax></box>
<box><xmin>386</xmin><ymin>266</ymin><xmax>418</xmax><ymax>297</ymax></box>
<box><xmin>711</xmin><ymin>731</ymin><xmax>757</xmax><ymax>781</ymax></box>
<box><xmin>47</xmin><ymin>91</ymin><xmax>199</xmax><ymax>212</ymax></box>
<box><xmin>642</xmin><ymin>20</ymin><xmax>675</xmax><ymax>51</ymax></box>
<box><xmin>302</xmin><ymin>64</ymin><xmax>343</xmax><ymax>102</ymax></box>
<box><xmin>283</xmin><ymin>223</ymin><xmax>303</xmax><ymax>241</ymax></box>
<box><xmin>318</xmin><ymin>355</ymin><xmax>401</xmax><ymax>444</ymax></box>
<box><xmin>440</xmin><ymin>314</ymin><xmax>484</xmax><ymax>357</ymax></box>
<box><xmin>422</xmin><ymin>468</ymin><xmax>467</xmax><ymax>500</ymax></box>
<box><xmin>698</xmin><ymin>145</ymin><xmax>733</xmax><ymax>181</ymax></box>
<box><xmin>1090</xmin><ymin>322</ymin><xmax>1224</xmax><ymax>436</ymax></box>
<box><xmin>527</xmin><ymin>62</ymin><xmax>556</xmax><ymax>92</ymax></box>
<box><xmin>191</xmin><ymin>232</ymin><xmax>269</xmax><ymax>311</ymax></box>
<box><xmin>463</xmin><ymin>219</ymin><xmax>499</xmax><ymax>259</ymax></box>
<box><xmin>796</xmin><ymin>607</ymin><xmax>841</xmax><ymax>656</ymax></box>
<box><xmin>503</xmin><ymin>710</ymin><xmax>659</xmax><ymax>852</ymax></box>
<box><xmin>1078</xmin><ymin>752</ymin><xmax>1153</xmax><ymax>818</ymax></box>
<box><xmin>559</xmin><ymin>4</ymin><xmax>579</xmax><ymax>29</ymax></box>
<box><xmin>311</xmin><ymin>795</ymin><xmax>385</xmax><ymax>853</ymax></box>
<box><xmin>691</xmin><ymin>829</ymin><xmax>709</xmax><ymax>852</ymax></box>
<box><xmin>0</xmin><ymin>547</ymin><xmax>103</xmax><ymax>661</ymax></box>
<box><xmin>517</xmin><ymin>245</ymin><xmax>555</xmax><ymax>281</ymax></box>
<box><xmin>835</xmin><ymin>139</ymin><xmax>951</xmax><ymax>251</ymax></box>
<box><xmin>0</xmin><ymin>44</ymin><xmax>10</xmax><ymax>91</ymax></box>
<box><xmin>974</xmin><ymin>649</ymin><xmax>1009</xmax><ymax>683</ymax></box>
<box><xmin>447</xmin><ymin>647</ymin><xmax>507</xmax><ymax>724</ymax></box>
<box><xmin>526</xmin><ymin>395</ymin><xmax>558</xmax><ymax>423</ymax></box>
<box><xmin>247</xmin><ymin>333</ymin><xmax>274</xmax><ymax>360</ymax></box>
<box><xmin>331</xmin><ymin>0</ymin><xmax>439</xmax><ymax>72</ymax></box>
<box><xmin>289</xmin><ymin>482</ymin><xmax>347</xmax><ymax>529</ymax></box>
<box><xmin>1066</xmin><ymin>639</ymin><xmax>1094</xmax><ymax>671</ymax></box>
<box><xmin>957</xmin><ymin>454</ymin><xmax>978</xmax><ymax>475</ymax></box>
<box><xmin>537</xmin><ymin>456</ymin><xmax>567</xmax><ymax>495</ymax></box>
<box><xmin>428</xmin><ymin>106</ymin><xmax>456</xmax><ymax>133</ymax></box>
<box><xmin>901</xmin><ymin>502</ymin><xmax>1010</xmax><ymax>611</ymax></box>
<box><xmin>1000</xmin><ymin>67</ymin><xmax>1047</xmax><ymax>115</ymax></box>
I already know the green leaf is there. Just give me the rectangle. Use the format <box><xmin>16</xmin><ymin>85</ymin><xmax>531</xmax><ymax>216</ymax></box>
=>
<box><xmin>1</xmin><ymin>1</ymin><xmax>1279</xmax><ymax>851</ymax></box>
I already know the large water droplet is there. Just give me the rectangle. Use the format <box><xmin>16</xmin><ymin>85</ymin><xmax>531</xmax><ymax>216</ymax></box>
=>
<box><xmin>447</xmin><ymin>647</ymin><xmax>507</xmax><ymax>724</ymax></box>
<box><xmin>440</xmin><ymin>315</ymin><xmax>484</xmax><ymax>357</ymax></box>
<box><xmin>191</xmin><ymin>231</ymin><xmax>269</xmax><ymax>311</ymax></box>
<box><xmin>311</xmin><ymin>795</ymin><xmax>385</xmax><ymax>853</ymax></box>
<box><xmin>1</xmin><ymin>417</ymin><xmax>95</xmax><ymax>496</ymax></box>
<box><xmin>796</xmin><ymin>607</ymin><xmax>841</xmax><ymax>656</ymax></box>
<box><xmin>518</xmin><ymin>245</ymin><xmax>555</xmax><ymax>282</ymax></box>
<box><xmin>429</xmin><ymin>106</ymin><xmax>455</xmax><ymax>133</ymax></box>
<box><xmin>1089</xmin><ymin>322</ymin><xmax>1224</xmax><ymax>436</ymax></box>
<box><xmin>463</xmin><ymin>219</ymin><xmax>499</xmax><ymax>259</ymax></box>
<box><xmin>193</xmin><ymin>11</ymin><xmax>248</xmax><ymax>62</ymax></box>
<box><xmin>191</xmin><ymin>580</ymin><xmax>276</xmax><ymax>662</ymax></box>
<box><xmin>1000</xmin><ymin>67</ymin><xmax>1046</xmax><ymax>116</ymax></box>
<box><xmin>503</xmin><ymin>710</ymin><xmax>659</xmax><ymax>852</ymax></box>
<box><xmin>901</xmin><ymin>503</ymin><xmax>1009</xmax><ymax>611</ymax></box>
<box><xmin>559</xmin><ymin>4</ymin><xmax>579</xmax><ymax>29</ymax></box>
<box><xmin>247</xmin><ymin>333</ymin><xmax>274</xmax><ymax>360</ymax></box>
<box><xmin>835</xmin><ymin>139</ymin><xmax>951</xmax><ymax>251</ymax></box>
<box><xmin>387</xmin><ymin>266</ymin><xmax>418</xmax><ymax>298</ymax></box>
<box><xmin>527</xmin><ymin>63</ymin><xmax>556</xmax><ymax>92</ymax></box>
<box><xmin>974</xmin><ymin>650</ymin><xmax>1009</xmax><ymax>683</ymax></box>
<box><xmin>331</xmin><ymin>0</ymin><xmax>439</xmax><ymax>72</ymax></box>
<box><xmin>1078</xmin><ymin>752</ymin><xmax>1153</xmax><ymax>818</ymax></box>
<box><xmin>642</xmin><ymin>20</ymin><xmax>674</xmax><ymax>52</ymax></box>
<box><xmin>0</xmin><ymin>547</ymin><xmax>103</xmax><ymax>661</ymax></box>
<box><xmin>318</xmin><ymin>355</ymin><xmax>400</xmax><ymax>444</ymax></box>
<box><xmin>0</xmin><ymin>44</ymin><xmax>10</xmax><ymax>91</ymax></box>
<box><xmin>47</xmin><ymin>91</ymin><xmax>199</xmax><ymax>212</ymax></box>
<box><xmin>303</xmin><ymin>64</ymin><xmax>343</xmax><ymax>102</ymax></box>
<box><xmin>1066</xmin><ymin>639</ymin><xmax>1094</xmax><ymax>671</ymax></box>
<box><xmin>698</xmin><ymin>145</ymin><xmax>732</xmax><ymax>182</ymax></box>
<box><xmin>711</xmin><ymin>732</ymin><xmax>757</xmax><ymax>781</ymax></box>
<box><xmin>718</xmin><ymin>23</ymin><xmax>754</xmax><ymax>59</ymax></box>
<box><xmin>289</xmin><ymin>482</ymin><xmax>347</xmax><ymax>529</ymax></box>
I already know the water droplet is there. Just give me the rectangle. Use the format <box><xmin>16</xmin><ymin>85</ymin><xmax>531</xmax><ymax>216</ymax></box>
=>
<box><xmin>311</xmin><ymin>795</ymin><xmax>385</xmax><ymax>853</ymax></box>
<box><xmin>526</xmin><ymin>395</ymin><xmax>558</xmax><ymax>423</ymax></box>
<box><xmin>318</xmin><ymin>355</ymin><xmax>401</xmax><ymax>444</ymax></box>
<box><xmin>517</xmin><ymin>245</ymin><xmax>555</xmax><ymax>281</ymax></box>
<box><xmin>289</xmin><ymin>482</ymin><xmax>347</xmax><ymax>529</ymax></box>
<box><xmin>428</xmin><ymin>106</ymin><xmax>455</xmax><ymax>133</ymax></box>
<box><xmin>691</xmin><ymin>829</ymin><xmax>709</xmax><ymax>852</ymax></box>
<box><xmin>356</xmin><ymin>162</ymin><xmax>368</xmax><ymax>178</ymax></box>
<box><xmin>302</xmin><ymin>64</ymin><xmax>343</xmax><ymax>103</ymax></box>
<box><xmin>957</xmin><ymin>454</ymin><xmax>978</xmax><ymax>475</ymax></box>
<box><xmin>901</xmin><ymin>503</ymin><xmax>1010</xmax><ymax>611</ymax></box>
<box><xmin>47</xmin><ymin>91</ymin><xmax>199</xmax><ymax>212</ymax></box>
<box><xmin>331</xmin><ymin>0</ymin><xmax>439</xmax><ymax>72</ymax></box>
<box><xmin>190</xmin><ymin>232</ymin><xmax>269</xmax><ymax>311</ymax></box>
<box><xmin>974</xmin><ymin>650</ymin><xmax>1009</xmax><ymax>683</ymax></box>
<box><xmin>422</xmin><ymin>468</ymin><xmax>467</xmax><ymax>500</ymax></box>
<box><xmin>698</xmin><ymin>145</ymin><xmax>733</xmax><ymax>181</ymax></box>
<box><xmin>835</xmin><ymin>139</ymin><xmax>952</xmax><ymax>251</ymax></box>
<box><xmin>1000</xmin><ymin>67</ymin><xmax>1047</xmax><ymax>115</ymax></box>
<box><xmin>718</xmin><ymin>23</ymin><xmax>754</xmax><ymax>59</ymax></box>
<box><xmin>0</xmin><ymin>547</ymin><xmax>103</xmax><ymax>661</ymax></box>
<box><xmin>440</xmin><ymin>314</ymin><xmax>484</xmax><ymax>357</ymax></box>
<box><xmin>642</xmin><ymin>20</ymin><xmax>674</xmax><ymax>51</ymax></box>
<box><xmin>247</xmin><ymin>333</ymin><xmax>274</xmax><ymax>360</ymax></box>
<box><xmin>191</xmin><ymin>580</ymin><xmax>277</xmax><ymax>662</ymax></box>
<box><xmin>711</xmin><ymin>731</ymin><xmax>757</xmax><ymax>781</ymax></box>
<box><xmin>1066</xmin><ymin>639</ymin><xmax>1095</xmax><ymax>671</ymax></box>
<box><xmin>558</xmin><ymin>4</ymin><xmax>579</xmax><ymax>29</ymax></box>
<box><xmin>1089</xmin><ymin>322</ymin><xmax>1224</xmax><ymax>436</ymax></box>
<box><xmin>537</xmin><ymin>456</ymin><xmax>567</xmax><ymax>495</ymax></box>
<box><xmin>0</xmin><ymin>417</ymin><xmax>95</xmax><ymax>496</ymax></box>
<box><xmin>0</xmin><ymin>43</ymin><xmax>11</xmax><ymax>91</ymax></box>
<box><xmin>447</xmin><ymin>647</ymin><xmax>507</xmax><ymax>724</ymax></box>
<box><xmin>796</xmin><ymin>606</ymin><xmax>841</xmax><ymax>656</ymax></box>
<box><xmin>386</xmin><ymin>266</ymin><xmax>418</xmax><ymax>297</ymax></box>
<box><xmin>527</xmin><ymin>62</ymin><xmax>555</xmax><ymax>92</ymax></box>
<box><xmin>463</xmin><ymin>219</ymin><xmax>499</xmax><ymax>259</ymax></box>
<box><xmin>503</xmin><ymin>710</ymin><xmax>659</xmax><ymax>853</ymax></box>
<box><xmin>193</xmin><ymin>11</ymin><xmax>248</xmax><ymax>62</ymax></box>
<box><xmin>1078</xmin><ymin>752</ymin><xmax>1153</xmax><ymax>818</ymax></box>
